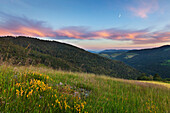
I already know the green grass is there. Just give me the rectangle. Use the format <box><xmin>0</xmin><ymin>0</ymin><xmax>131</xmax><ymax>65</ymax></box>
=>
<box><xmin>161</xmin><ymin>60</ymin><xmax>170</xmax><ymax>66</ymax></box>
<box><xmin>99</xmin><ymin>54</ymin><xmax>110</xmax><ymax>58</ymax></box>
<box><xmin>0</xmin><ymin>64</ymin><xmax>169</xmax><ymax>113</ymax></box>
<box><xmin>110</xmin><ymin>53</ymin><xmax>122</xmax><ymax>58</ymax></box>
<box><xmin>167</xmin><ymin>60</ymin><xmax>170</xmax><ymax>63</ymax></box>
<box><xmin>124</xmin><ymin>53</ymin><xmax>138</xmax><ymax>59</ymax></box>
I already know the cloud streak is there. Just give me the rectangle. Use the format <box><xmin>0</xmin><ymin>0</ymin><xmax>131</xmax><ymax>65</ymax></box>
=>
<box><xmin>128</xmin><ymin>0</ymin><xmax>159</xmax><ymax>18</ymax></box>
<box><xmin>0</xmin><ymin>12</ymin><xmax>55</xmax><ymax>37</ymax></box>
<box><xmin>0</xmin><ymin>12</ymin><xmax>170</xmax><ymax>45</ymax></box>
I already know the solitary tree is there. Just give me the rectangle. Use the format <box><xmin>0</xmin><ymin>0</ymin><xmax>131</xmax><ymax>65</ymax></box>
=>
<box><xmin>148</xmin><ymin>75</ymin><xmax>153</xmax><ymax>80</ymax></box>
<box><xmin>153</xmin><ymin>74</ymin><xmax>162</xmax><ymax>81</ymax></box>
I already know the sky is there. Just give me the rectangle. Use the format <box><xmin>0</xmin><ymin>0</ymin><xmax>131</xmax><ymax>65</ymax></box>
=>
<box><xmin>0</xmin><ymin>0</ymin><xmax>170</xmax><ymax>50</ymax></box>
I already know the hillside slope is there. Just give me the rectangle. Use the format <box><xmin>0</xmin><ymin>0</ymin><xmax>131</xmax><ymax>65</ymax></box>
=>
<box><xmin>0</xmin><ymin>36</ymin><xmax>141</xmax><ymax>79</ymax></box>
<box><xmin>99</xmin><ymin>45</ymin><xmax>170</xmax><ymax>78</ymax></box>
<box><xmin>0</xmin><ymin>64</ymin><xmax>169</xmax><ymax>113</ymax></box>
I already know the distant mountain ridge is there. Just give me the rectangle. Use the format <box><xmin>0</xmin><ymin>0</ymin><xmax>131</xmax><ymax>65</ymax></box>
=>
<box><xmin>87</xmin><ymin>50</ymin><xmax>101</xmax><ymax>54</ymax></box>
<box><xmin>129</xmin><ymin>45</ymin><xmax>170</xmax><ymax>53</ymax></box>
<box><xmin>0</xmin><ymin>36</ymin><xmax>141</xmax><ymax>79</ymax></box>
<box><xmin>101</xmin><ymin>49</ymin><xmax>130</xmax><ymax>52</ymax></box>
<box><xmin>99</xmin><ymin>45</ymin><xmax>170</xmax><ymax>78</ymax></box>
<box><xmin>99</xmin><ymin>49</ymin><xmax>130</xmax><ymax>55</ymax></box>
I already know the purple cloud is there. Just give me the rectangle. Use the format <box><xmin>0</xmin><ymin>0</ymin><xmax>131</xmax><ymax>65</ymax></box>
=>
<box><xmin>0</xmin><ymin>12</ymin><xmax>170</xmax><ymax>45</ymax></box>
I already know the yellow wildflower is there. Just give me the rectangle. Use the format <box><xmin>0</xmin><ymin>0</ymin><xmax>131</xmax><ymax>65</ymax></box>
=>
<box><xmin>20</xmin><ymin>87</ymin><xmax>24</xmax><ymax>96</ymax></box>
<box><xmin>16</xmin><ymin>89</ymin><xmax>20</xmax><ymax>96</ymax></box>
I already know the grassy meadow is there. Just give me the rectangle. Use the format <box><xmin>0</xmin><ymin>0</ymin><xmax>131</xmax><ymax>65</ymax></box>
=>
<box><xmin>0</xmin><ymin>64</ymin><xmax>169</xmax><ymax>113</ymax></box>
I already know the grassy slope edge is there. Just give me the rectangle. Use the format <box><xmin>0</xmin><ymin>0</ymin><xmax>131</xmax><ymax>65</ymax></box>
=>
<box><xmin>0</xmin><ymin>64</ymin><xmax>169</xmax><ymax>113</ymax></box>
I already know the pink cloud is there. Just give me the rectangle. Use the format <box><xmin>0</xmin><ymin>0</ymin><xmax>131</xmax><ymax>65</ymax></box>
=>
<box><xmin>0</xmin><ymin>12</ymin><xmax>170</xmax><ymax>45</ymax></box>
<box><xmin>128</xmin><ymin>0</ymin><xmax>159</xmax><ymax>18</ymax></box>
<box><xmin>55</xmin><ymin>27</ymin><xmax>88</xmax><ymax>39</ymax></box>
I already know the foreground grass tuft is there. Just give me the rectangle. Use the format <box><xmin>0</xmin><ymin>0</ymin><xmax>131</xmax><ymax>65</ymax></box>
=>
<box><xmin>0</xmin><ymin>64</ymin><xmax>169</xmax><ymax>113</ymax></box>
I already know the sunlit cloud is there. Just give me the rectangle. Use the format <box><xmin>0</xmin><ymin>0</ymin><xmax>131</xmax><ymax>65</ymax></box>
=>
<box><xmin>55</xmin><ymin>26</ymin><xmax>89</xmax><ymax>39</ymax></box>
<box><xmin>0</xmin><ymin>12</ymin><xmax>55</xmax><ymax>37</ymax></box>
<box><xmin>128</xmin><ymin>0</ymin><xmax>159</xmax><ymax>18</ymax></box>
<box><xmin>0</xmin><ymin>12</ymin><xmax>170</xmax><ymax>46</ymax></box>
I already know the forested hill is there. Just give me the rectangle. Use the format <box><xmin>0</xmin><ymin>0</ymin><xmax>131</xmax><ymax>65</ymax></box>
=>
<box><xmin>99</xmin><ymin>45</ymin><xmax>170</xmax><ymax>78</ymax></box>
<box><xmin>0</xmin><ymin>36</ymin><xmax>141</xmax><ymax>79</ymax></box>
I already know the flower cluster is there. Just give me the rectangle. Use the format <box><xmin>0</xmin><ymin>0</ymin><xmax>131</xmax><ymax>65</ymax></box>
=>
<box><xmin>13</xmin><ymin>72</ymin><xmax>88</xmax><ymax>112</ymax></box>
